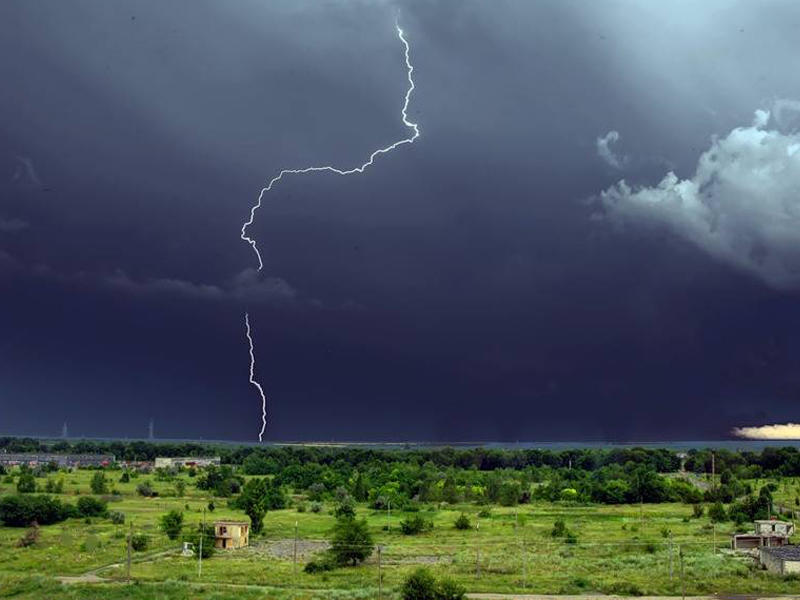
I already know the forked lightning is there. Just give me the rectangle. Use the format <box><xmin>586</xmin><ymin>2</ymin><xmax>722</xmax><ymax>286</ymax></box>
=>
<box><xmin>241</xmin><ymin>22</ymin><xmax>420</xmax><ymax>441</ymax></box>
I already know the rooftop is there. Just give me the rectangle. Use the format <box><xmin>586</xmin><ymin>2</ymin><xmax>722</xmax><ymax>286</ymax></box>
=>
<box><xmin>762</xmin><ymin>546</ymin><xmax>800</xmax><ymax>561</ymax></box>
<box><xmin>214</xmin><ymin>520</ymin><xmax>249</xmax><ymax>526</ymax></box>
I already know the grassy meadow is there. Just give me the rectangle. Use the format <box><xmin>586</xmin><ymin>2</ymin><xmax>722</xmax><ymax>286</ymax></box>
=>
<box><xmin>1</xmin><ymin>466</ymin><xmax>799</xmax><ymax>599</ymax></box>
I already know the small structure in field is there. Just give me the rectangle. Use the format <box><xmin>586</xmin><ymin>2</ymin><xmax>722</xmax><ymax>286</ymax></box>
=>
<box><xmin>154</xmin><ymin>456</ymin><xmax>221</xmax><ymax>469</ymax></box>
<box><xmin>732</xmin><ymin>519</ymin><xmax>795</xmax><ymax>551</ymax></box>
<box><xmin>214</xmin><ymin>521</ymin><xmax>249</xmax><ymax>549</ymax></box>
<box><xmin>760</xmin><ymin>545</ymin><xmax>800</xmax><ymax>574</ymax></box>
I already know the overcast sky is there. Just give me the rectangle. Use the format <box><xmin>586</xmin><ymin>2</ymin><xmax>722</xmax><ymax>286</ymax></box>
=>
<box><xmin>3</xmin><ymin>0</ymin><xmax>800</xmax><ymax>442</ymax></box>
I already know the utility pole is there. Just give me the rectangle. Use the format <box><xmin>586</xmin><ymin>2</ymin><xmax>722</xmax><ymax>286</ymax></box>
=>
<box><xmin>293</xmin><ymin>520</ymin><xmax>298</xmax><ymax>595</ymax></box>
<box><xmin>126</xmin><ymin>522</ymin><xmax>132</xmax><ymax>582</ymax></box>
<box><xmin>679</xmin><ymin>545</ymin><xmax>685</xmax><ymax>600</ymax></box>
<box><xmin>669</xmin><ymin>531</ymin><xmax>673</xmax><ymax>580</ymax></box>
<box><xmin>476</xmin><ymin>522</ymin><xmax>481</xmax><ymax>578</ymax></box>
<box><xmin>198</xmin><ymin>508</ymin><xmax>205</xmax><ymax>578</ymax></box>
<box><xmin>378</xmin><ymin>545</ymin><xmax>383</xmax><ymax>600</ymax></box>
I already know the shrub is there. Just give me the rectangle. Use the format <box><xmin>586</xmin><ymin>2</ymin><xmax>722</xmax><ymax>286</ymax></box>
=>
<box><xmin>183</xmin><ymin>524</ymin><xmax>215</xmax><ymax>559</ymax></box>
<box><xmin>0</xmin><ymin>494</ymin><xmax>72</xmax><ymax>526</ymax></box>
<box><xmin>330</xmin><ymin>517</ymin><xmax>374</xmax><ymax>566</ymax></box>
<box><xmin>175</xmin><ymin>481</ymin><xmax>187</xmax><ymax>497</ymax></box>
<box><xmin>16</xmin><ymin>474</ymin><xmax>36</xmax><ymax>494</ymax></box>
<box><xmin>708</xmin><ymin>502</ymin><xmax>727</xmax><ymax>523</ymax></box>
<box><xmin>310</xmin><ymin>502</ymin><xmax>322</xmax><ymax>513</ymax></box>
<box><xmin>303</xmin><ymin>553</ymin><xmax>336</xmax><ymax>573</ymax></box>
<box><xmin>131</xmin><ymin>533</ymin><xmax>148</xmax><ymax>552</ymax></box>
<box><xmin>308</xmin><ymin>482</ymin><xmax>326</xmax><ymax>502</ymax></box>
<box><xmin>119</xmin><ymin>471</ymin><xmax>130</xmax><ymax>483</ymax></box>
<box><xmin>401</xmin><ymin>514</ymin><xmax>433</xmax><ymax>535</ymax></box>
<box><xmin>551</xmin><ymin>519</ymin><xmax>567</xmax><ymax>537</ymax></box>
<box><xmin>435</xmin><ymin>577</ymin><xmax>466</xmax><ymax>600</ymax></box>
<box><xmin>692</xmin><ymin>504</ymin><xmax>704</xmax><ymax>518</ymax></box>
<box><xmin>109</xmin><ymin>511</ymin><xmax>125</xmax><ymax>525</ymax></box>
<box><xmin>454</xmin><ymin>513</ymin><xmax>471</xmax><ymax>530</ymax></box>
<box><xmin>160</xmin><ymin>510</ymin><xmax>184</xmax><ymax>540</ymax></box>
<box><xmin>77</xmin><ymin>496</ymin><xmax>108</xmax><ymax>518</ymax></box>
<box><xmin>136</xmin><ymin>481</ymin><xmax>156</xmax><ymax>497</ymax></box>
<box><xmin>477</xmin><ymin>508</ymin><xmax>491</xmax><ymax>518</ymax></box>
<box><xmin>15</xmin><ymin>522</ymin><xmax>40</xmax><ymax>547</ymax></box>
<box><xmin>402</xmin><ymin>567</ymin><xmax>437</xmax><ymax>600</ymax></box>
<box><xmin>90</xmin><ymin>472</ymin><xmax>108</xmax><ymax>495</ymax></box>
<box><xmin>334</xmin><ymin>498</ymin><xmax>356</xmax><ymax>520</ymax></box>
<box><xmin>296</xmin><ymin>502</ymin><xmax>307</xmax><ymax>513</ymax></box>
<box><xmin>207</xmin><ymin>501</ymin><xmax>215</xmax><ymax>513</ymax></box>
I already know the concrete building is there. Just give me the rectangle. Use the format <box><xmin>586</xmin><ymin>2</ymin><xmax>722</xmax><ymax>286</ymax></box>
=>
<box><xmin>732</xmin><ymin>519</ymin><xmax>795</xmax><ymax>551</ymax></box>
<box><xmin>760</xmin><ymin>546</ymin><xmax>800</xmax><ymax>574</ymax></box>
<box><xmin>214</xmin><ymin>521</ymin><xmax>249</xmax><ymax>549</ymax></box>
<box><xmin>154</xmin><ymin>456</ymin><xmax>221</xmax><ymax>469</ymax></box>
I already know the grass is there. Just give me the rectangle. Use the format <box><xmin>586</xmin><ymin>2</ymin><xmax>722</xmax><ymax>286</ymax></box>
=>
<box><xmin>1</xmin><ymin>470</ymin><xmax>799</xmax><ymax>597</ymax></box>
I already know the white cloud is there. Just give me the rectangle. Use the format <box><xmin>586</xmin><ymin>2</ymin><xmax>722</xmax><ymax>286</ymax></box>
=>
<box><xmin>733</xmin><ymin>423</ymin><xmax>800</xmax><ymax>440</ymax></box>
<box><xmin>596</xmin><ymin>130</ymin><xmax>627</xmax><ymax>169</ymax></box>
<box><xmin>600</xmin><ymin>106</ymin><xmax>800</xmax><ymax>288</ymax></box>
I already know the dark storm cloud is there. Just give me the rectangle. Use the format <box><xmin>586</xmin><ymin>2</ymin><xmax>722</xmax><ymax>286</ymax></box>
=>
<box><xmin>4</xmin><ymin>0</ymin><xmax>800</xmax><ymax>441</ymax></box>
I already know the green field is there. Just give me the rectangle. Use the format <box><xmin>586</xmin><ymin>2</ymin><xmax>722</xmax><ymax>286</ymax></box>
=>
<box><xmin>1</xmin><ymin>467</ymin><xmax>799</xmax><ymax>599</ymax></box>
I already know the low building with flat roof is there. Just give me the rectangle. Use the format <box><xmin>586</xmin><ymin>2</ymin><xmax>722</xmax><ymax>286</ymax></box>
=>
<box><xmin>0</xmin><ymin>453</ymin><xmax>113</xmax><ymax>467</ymax></box>
<box><xmin>760</xmin><ymin>546</ymin><xmax>800</xmax><ymax>575</ymax></box>
<box><xmin>154</xmin><ymin>456</ymin><xmax>220</xmax><ymax>469</ymax></box>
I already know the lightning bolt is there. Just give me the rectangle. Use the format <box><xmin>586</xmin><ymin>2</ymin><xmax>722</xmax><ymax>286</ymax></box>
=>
<box><xmin>240</xmin><ymin>21</ymin><xmax>420</xmax><ymax>441</ymax></box>
<box><xmin>244</xmin><ymin>312</ymin><xmax>268</xmax><ymax>442</ymax></box>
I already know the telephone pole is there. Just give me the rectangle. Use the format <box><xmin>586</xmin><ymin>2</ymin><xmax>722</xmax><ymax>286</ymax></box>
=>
<box><xmin>198</xmin><ymin>508</ymin><xmax>205</xmax><ymax>578</ymax></box>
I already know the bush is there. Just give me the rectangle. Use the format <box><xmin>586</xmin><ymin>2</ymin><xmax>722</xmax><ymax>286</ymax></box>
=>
<box><xmin>207</xmin><ymin>501</ymin><xmax>215</xmax><ymax>513</ymax></box>
<box><xmin>119</xmin><ymin>471</ymin><xmax>130</xmax><ymax>483</ymax></box>
<box><xmin>551</xmin><ymin>519</ymin><xmax>567</xmax><ymax>537</ymax></box>
<box><xmin>160</xmin><ymin>510</ymin><xmax>184</xmax><ymax>540</ymax></box>
<box><xmin>15</xmin><ymin>522</ymin><xmax>40</xmax><ymax>547</ymax></box>
<box><xmin>296</xmin><ymin>502</ymin><xmax>307</xmax><ymax>513</ymax></box>
<box><xmin>0</xmin><ymin>494</ymin><xmax>72</xmax><ymax>526</ymax></box>
<box><xmin>330</xmin><ymin>517</ymin><xmax>374</xmax><ymax>566</ymax></box>
<box><xmin>477</xmin><ymin>508</ymin><xmax>491</xmax><ymax>518</ymax></box>
<box><xmin>136</xmin><ymin>481</ymin><xmax>156</xmax><ymax>497</ymax></box>
<box><xmin>334</xmin><ymin>498</ymin><xmax>356</xmax><ymax>520</ymax></box>
<box><xmin>435</xmin><ymin>577</ymin><xmax>466</xmax><ymax>600</ymax></box>
<box><xmin>183</xmin><ymin>524</ymin><xmax>215</xmax><ymax>559</ymax></box>
<box><xmin>90</xmin><ymin>472</ymin><xmax>108</xmax><ymax>495</ymax></box>
<box><xmin>402</xmin><ymin>567</ymin><xmax>437</xmax><ymax>600</ymax></box>
<box><xmin>303</xmin><ymin>553</ymin><xmax>336</xmax><ymax>573</ymax></box>
<box><xmin>400</xmin><ymin>514</ymin><xmax>433</xmax><ymax>535</ymax></box>
<box><xmin>454</xmin><ymin>513</ymin><xmax>471</xmax><ymax>530</ymax></box>
<box><xmin>692</xmin><ymin>504</ymin><xmax>704</xmax><ymax>518</ymax></box>
<box><xmin>131</xmin><ymin>533</ymin><xmax>148</xmax><ymax>552</ymax></box>
<box><xmin>16</xmin><ymin>473</ymin><xmax>36</xmax><ymax>494</ymax></box>
<box><xmin>708</xmin><ymin>502</ymin><xmax>727</xmax><ymax>523</ymax></box>
<box><xmin>109</xmin><ymin>511</ymin><xmax>125</xmax><ymax>525</ymax></box>
<box><xmin>77</xmin><ymin>496</ymin><xmax>108</xmax><ymax>518</ymax></box>
<box><xmin>310</xmin><ymin>502</ymin><xmax>322</xmax><ymax>513</ymax></box>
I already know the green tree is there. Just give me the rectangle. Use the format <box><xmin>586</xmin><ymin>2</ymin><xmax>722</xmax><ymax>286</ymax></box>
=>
<box><xmin>352</xmin><ymin>470</ymin><xmax>368</xmax><ymax>502</ymax></box>
<box><xmin>330</xmin><ymin>517</ymin><xmax>373</xmax><ymax>566</ymax></box>
<box><xmin>160</xmin><ymin>510</ymin><xmax>184</xmax><ymax>540</ymax></box>
<box><xmin>16</xmin><ymin>473</ymin><xmax>36</xmax><ymax>494</ymax></box>
<box><xmin>402</xmin><ymin>568</ymin><xmax>437</xmax><ymax>600</ymax></box>
<box><xmin>90</xmin><ymin>472</ymin><xmax>108</xmax><ymax>495</ymax></box>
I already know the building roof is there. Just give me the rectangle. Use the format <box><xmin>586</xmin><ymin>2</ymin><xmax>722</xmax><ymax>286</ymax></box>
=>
<box><xmin>755</xmin><ymin>519</ymin><xmax>789</xmax><ymax>524</ymax></box>
<box><xmin>762</xmin><ymin>546</ymin><xmax>800</xmax><ymax>561</ymax></box>
<box><xmin>214</xmin><ymin>520</ymin><xmax>249</xmax><ymax>526</ymax></box>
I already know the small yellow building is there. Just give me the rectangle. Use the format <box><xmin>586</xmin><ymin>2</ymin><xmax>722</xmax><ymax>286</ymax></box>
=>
<box><xmin>214</xmin><ymin>520</ymin><xmax>249</xmax><ymax>549</ymax></box>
